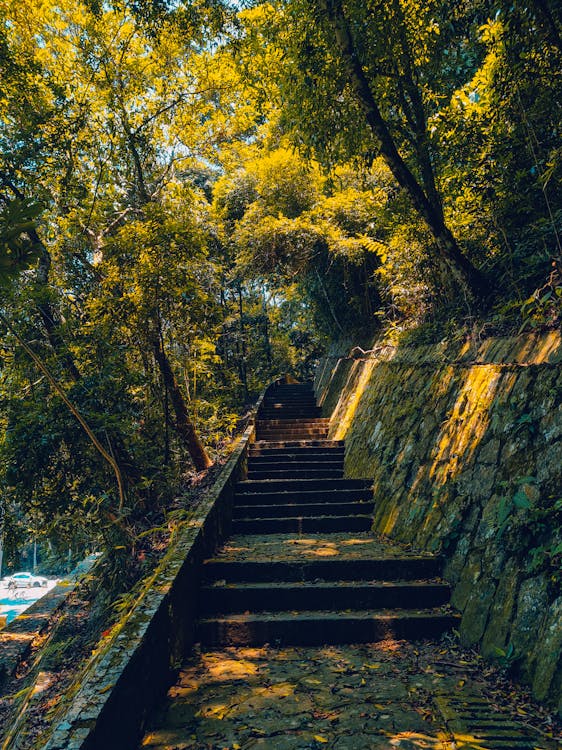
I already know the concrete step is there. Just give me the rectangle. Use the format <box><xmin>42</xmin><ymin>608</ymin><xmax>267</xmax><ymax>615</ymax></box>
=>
<box><xmin>234</xmin><ymin>488</ymin><xmax>372</xmax><ymax>505</ymax></box>
<box><xmin>257</xmin><ymin>409</ymin><xmax>322</xmax><ymax>424</ymax></box>
<box><xmin>256</xmin><ymin>428</ymin><xmax>330</xmax><ymax>436</ymax></box>
<box><xmin>257</xmin><ymin>418</ymin><xmax>330</xmax><ymax>426</ymax></box>
<box><xmin>237</xmin><ymin>478</ymin><xmax>372</xmax><ymax>494</ymax></box>
<box><xmin>251</xmin><ymin>440</ymin><xmax>344</xmax><ymax>450</ymax></box>
<box><xmin>247</xmin><ymin>460</ymin><xmax>344</xmax><ymax>471</ymax></box>
<box><xmin>263</xmin><ymin>403</ymin><xmax>316</xmax><ymax>408</ymax></box>
<box><xmin>200</xmin><ymin>580</ymin><xmax>451</xmax><ymax>615</ymax></box>
<box><xmin>263</xmin><ymin>394</ymin><xmax>316</xmax><ymax>400</ymax></box>
<box><xmin>260</xmin><ymin>403</ymin><xmax>321</xmax><ymax>410</ymax></box>
<box><xmin>231</xmin><ymin>514</ymin><xmax>373</xmax><ymax>534</ymax></box>
<box><xmin>249</xmin><ymin>448</ymin><xmax>344</xmax><ymax>459</ymax></box>
<box><xmin>256</xmin><ymin>431</ymin><xmax>330</xmax><ymax>440</ymax></box>
<box><xmin>202</xmin><ymin>556</ymin><xmax>445</xmax><ymax>583</ymax></box>
<box><xmin>266</xmin><ymin>386</ymin><xmax>313</xmax><ymax>394</ymax></box>
<box><xmin>198</xmin><ymin>609</ymin><xmax>461</xmax><ymax>647</ymax></box>
<box><xmin>249</xmin><ymin>448</ymin><xmax>345</xmax><ymax>460</ymax></box>
<box><xmin>247</xmin><ymin>468</ymin><xmax>345</xmax><ymax>480</ymax></box>
<box><xmin>233</xmin><ymin>500</ymin><xmax>371</xmax><ymax>519</ymax></box>
<box><xmin>257</xmin><ymin>425</ymin><xmax>329</xmax><ymax>432</ymax></box>
<box><xmin>249</xmin><ymin>453</ymin><xmax>342</xmax><ymax>461</ymax></box>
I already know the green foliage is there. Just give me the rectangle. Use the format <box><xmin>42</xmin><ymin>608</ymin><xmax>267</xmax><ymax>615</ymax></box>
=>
<box><xmin>0</xmin><ymin>198</ymin><xmax>43</xmax><ymax>285</ymax></box>
<box><xmin>491</xmin><ymin>642</ymin><xmax>518</xmax><ymax>669</ymax></box>
<box><xmin>0</xmin><ymin>0</ymin><xmax>561</xmax><ymax>577</ymax></box>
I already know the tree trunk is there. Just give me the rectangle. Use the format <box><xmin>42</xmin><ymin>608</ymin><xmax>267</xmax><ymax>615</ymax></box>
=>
<box><xmin>317</xmin><ymin>0</ymin><xmax>490</xmax><ymax>299</ymax></box>
<box><xmin>151</xmin><ymin>335</ymin><xmax>212</xmax><ymax>471</ymax></box>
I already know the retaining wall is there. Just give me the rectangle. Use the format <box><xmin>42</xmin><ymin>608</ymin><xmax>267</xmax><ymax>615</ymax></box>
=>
<box><xmin>315</xmin><ymin>331</ymin><xmax>562</xmax><ymax>714</ymax></box>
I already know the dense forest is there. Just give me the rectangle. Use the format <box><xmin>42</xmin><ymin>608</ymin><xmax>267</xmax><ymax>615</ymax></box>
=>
<box><xmin>0</xmin><ymin>0</ymin><xmax>560</xmax><ymax>578</ymax></box>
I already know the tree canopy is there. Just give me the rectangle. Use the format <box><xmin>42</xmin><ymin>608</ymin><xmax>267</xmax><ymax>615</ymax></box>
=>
<box><xmin>0</xmin><ymin>0</ymin><xmax>560</xmax><ymax>570</ymax></box>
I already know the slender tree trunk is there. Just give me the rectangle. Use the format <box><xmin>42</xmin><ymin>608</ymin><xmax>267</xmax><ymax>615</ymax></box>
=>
<box><xmin>237</xmin><ymin>283</ymin><xmax>249</xmax><ymax>399</ymax></box>
<box><xmin>151</xmin><ymin>335</ymin><xmax>212</xmax><ymax>471</ymax></box>
<box><xmin>316</xmin><ymin>0</ymin><xmax>490</xmax><ymax>299</ymax></box>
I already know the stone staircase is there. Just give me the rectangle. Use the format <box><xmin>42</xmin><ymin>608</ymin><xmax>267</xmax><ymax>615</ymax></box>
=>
<box><xmin>139</xmin><ymin>383</ymin><xmax>555</xmax><ymax>750</ymax></box>
<box><xmin>197</xmin><ymin>381</ymin><xmax>459</xmax><ymax>647</ymax></box>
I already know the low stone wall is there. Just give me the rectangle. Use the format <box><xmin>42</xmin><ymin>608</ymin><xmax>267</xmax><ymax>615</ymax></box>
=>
<box><xmin>315</xmin><ymin>332</ymin><xmax>562</xmax><ymax>714</ymax></box>
<box><xmin>43</xmin><ymin>414</ymin><xmax>259</xmax><ymax>750</ymax></box>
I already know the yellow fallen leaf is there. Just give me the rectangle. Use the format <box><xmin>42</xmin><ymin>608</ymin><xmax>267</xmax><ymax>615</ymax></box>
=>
<box><xmin>365</xmin><ymin>663</ymin><xmax>381</xmax><ymax>669</ymax></box>
<box><xmin>314</xmin><ymin>736</ymin><xmax>328</xmax><ymax>743</ymax></box>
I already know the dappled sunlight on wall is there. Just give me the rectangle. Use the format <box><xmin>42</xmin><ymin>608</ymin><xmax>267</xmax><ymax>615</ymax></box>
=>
<box><xmin>426</xmin><ymin>366</ymin><xmax>508</xmax><ymax>485</ymax></box>
<box><xmin>331</xmin><ymin>358</ymin><xmax>378</xmax><ymax>440</ymax></box>
<box><xmin>315</xmin><ymin>332</ymin><xmax>562</xmax><ymax>710</ymax></box>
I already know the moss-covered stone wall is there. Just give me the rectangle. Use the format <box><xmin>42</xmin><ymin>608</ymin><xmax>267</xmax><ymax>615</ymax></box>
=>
<box><xmin>315</xmin><ymin>332</ymin><xmax>562</xmax><ymax>714</ymax></box>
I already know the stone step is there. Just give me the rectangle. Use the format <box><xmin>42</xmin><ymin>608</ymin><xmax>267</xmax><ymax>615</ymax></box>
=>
<box><xmin>248</xmin><ymin>458</ymin><xmax>344</xmax><ymax>469</ymax></box>
<box><xmin>260</xmin><ymin>403</ymin><xmax>320</xmax><ymax>408</ymax></box>
<box><xmin>197</xmin><ymin>609</ymin><xmax>461</xmax><ymax>647</ymax></box>
<box><xmin>231</xmin><ymin>514</ymin><xmax>373</xmax><ymax>534</ymax></box>
<box><xmin>257</xmin><ymin>408</ymin><xmax>323</xmax><ymax>426</ymax></box>
<box><xmin>257</xmin><ymin>418</ymin><xmax>330</xmax><ymax>426</ymax></box>
<box><xmin>247</xmin><ymin>460</ymin><xmax>344</xmax><ymax>472</ymax></box>
<box><xmin>249</xmin><ymin>449</ymin><xmax>344</xmax><ymax>460</ymax></box>
<box><xmin>256</xmin><ymin>428</ymin><xmax>330</xmax><ymax>436</ymax></box>
<box><xmin>247</xmin><ymin>468</ymin><xmax>345</xmax><ymax>480</ymax></box>
<box><xmin>257</xmin><ymin>421</ymin><xmax>328</xmax><ymax>428</ymax></box>
<box><xmin>257</xmin><ymin>409</ymin><xmax>322</xmax><ymax>425</ymax></box>
<box><xmin>262</xmin><ymin>394</ymin><xmax>316</xmax><ymax>401</ymax></box>
<box><xmin>249</xmin><ymin>448</ymin><xmax>345</xmax><ymax>459</ymax></box>
<box><xmin>256</xmin><ymin>431</ymin><xmax>330</xmax><ymax>440</ymax></box>
<box><xmin>260</xmin><ymin>403</ymin><xmax>321</xmax><ymax>411</ymax></box>
<box><xmin>267</xmin><ymin>383</ymin><xmax>313</xmax><ymax>389</ymax></box>
<box><xmin>238</xmin><ymin>478</ymin><xmax>372</xmax><ymax>493</ymax></box>
<box><xmin>199</xmin><ymin>580</ymin><xmax>451</xmax><ymax>615</ymax></box>
<box><xmin>234</xmin><ymin>488</ymin><xmax>373</xmax><ymax>505</ymax></box>
<box><xmin>257</xmin><ymin>424</ymin><xmax>328</xmax><ymax>432</ymax></box>
<box><xmin>266</xmin><ymin>386</ymin><xmax>314</xmax><ymax>394</ymax></box>
<box><xmin>233</xmin><ymin>500</ymin><xmax>371</xmax><ymax>519</ymax></box>
<box><xmin>201</xmin><ymin>557</ymin><xmax>445</xmax><ymax>583</ymax></box>
<box><xmin>251</xmin><ymin>440</ymin><xmax>344</xmax><ymax>450</ymax></box>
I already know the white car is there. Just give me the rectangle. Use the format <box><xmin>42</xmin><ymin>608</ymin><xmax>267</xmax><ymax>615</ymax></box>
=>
<box><xmin>3</xmin><ymin>572</ymin><xmax>49</xmax><ymax>590</ymax></box>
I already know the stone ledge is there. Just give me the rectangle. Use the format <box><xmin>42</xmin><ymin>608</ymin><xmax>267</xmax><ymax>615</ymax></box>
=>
<box><xmin>43</xmin><ymin>401</ymin><xmax>263</xmax><ymax>750</ymax></box>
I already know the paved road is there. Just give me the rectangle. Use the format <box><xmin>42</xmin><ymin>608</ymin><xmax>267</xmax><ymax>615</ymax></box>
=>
<box><xmin>0</xmin><ymin>580</ymin><xmax>58</xmax><ymax>624</ymax></box>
